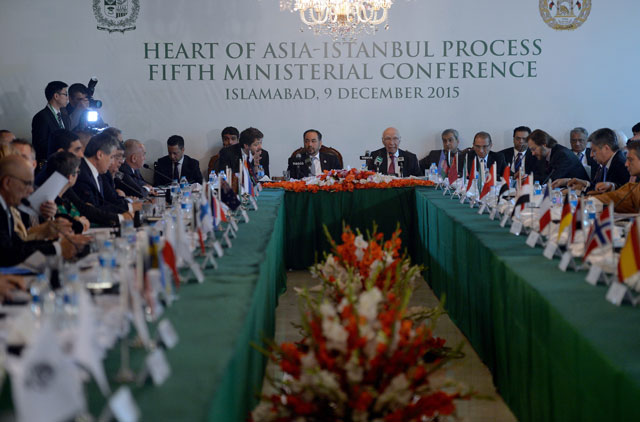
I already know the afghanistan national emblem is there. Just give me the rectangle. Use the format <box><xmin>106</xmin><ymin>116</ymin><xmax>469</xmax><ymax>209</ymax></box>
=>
<box><xmin>539</xmin><ymin>0</ymin><xmax>591</xmax><ymax>30</ymax></box>
<box><xmin>93</xmin><ymin>0</ymin><xmax>140</xmax><ymax>33</ymax></box>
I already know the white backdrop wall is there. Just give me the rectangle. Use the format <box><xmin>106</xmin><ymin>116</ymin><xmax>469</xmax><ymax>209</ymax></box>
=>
<box><xmin>0</xmin><ymin>0</ymin><xmax>638</xmax><ymax>178</ymax></box>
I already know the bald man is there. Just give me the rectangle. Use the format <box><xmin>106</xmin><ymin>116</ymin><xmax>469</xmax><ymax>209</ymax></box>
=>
<box><xmin>368</xmin><ymin>127</ymin><xmax>421</xmax><ymax>177</ymax></box>
<box><xmin>0</xmin><ymin>156</ymin><xmax>88</xmax><ymax>266</ymax></box>
<box><xmin>118</xmin><ymin>139</ymin><xmax>151</xmax><ymax>198</ymax></box>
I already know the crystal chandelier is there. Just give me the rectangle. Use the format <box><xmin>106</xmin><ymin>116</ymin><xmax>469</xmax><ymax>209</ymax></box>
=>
<box><xmin>280</xmin><ymin>0</ymin><xmax>393</xmax><ymax>40</ymax></box>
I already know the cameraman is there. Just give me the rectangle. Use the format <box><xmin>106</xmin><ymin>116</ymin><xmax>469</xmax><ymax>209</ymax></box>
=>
<box><xmin>66</xmin><ymin>83</ymin><xmax>90</xmax><ymax>131</ymax></box>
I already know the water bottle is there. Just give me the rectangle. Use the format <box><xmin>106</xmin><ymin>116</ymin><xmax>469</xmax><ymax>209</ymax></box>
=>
<box><xmin>585</xmin><ymin>200</ymin><xmax>596</xmax><ymax>227</ymax></box>
<box><xmin>534</xmin><ymin>181</ymin><xmax>542</xmax><ymax>196</ymax></box>
<box><xmin>257</xmin><ymin>165</ymin><xmax>265</xmax><ymax>179</ymax></box>
<box><xmin>180</xmin><ymin>176</ymin><xmax>188</xmax><ymax>191</ymax></box>
<box><xmin>208</xmin><ymin>170</ymin><xmax>215</xmax><ymax>185</ymax></box>
<box><xmin>61</xmin><ymin>263</ymin><xmax>80</xmax><ymax>318</ymax></box>
<box><xmin>429</xmin><ymin>163</ymin><xmax>437</xmax><ymax>181</ymax></box>
<box><xmin>97</xmin><ymin>239</ymin><xmax>115</xmax><ymax>287</ymax></box>
<box><xmin>170</xmin><ymin>179</ymin><xmax>180</xmax><ymax>203</ymax></box>
<box><xmin>361</xmin><ymin>163</ymin><xmax>367</xmax><ymax>171</ymax></box>
<box><xmin>181</xmin><ymin>190</ymin><xmax>193</xmax><ymax>216</ymax></box>
<box><xmin>569</xmin><ymin>189</ymin><xmax>578</xmax><ymax>211</ymax></box>
<box><xmin>30</xmin><ymin>273</ymin><xmax>49</xmax><ymax>317</ymax></box>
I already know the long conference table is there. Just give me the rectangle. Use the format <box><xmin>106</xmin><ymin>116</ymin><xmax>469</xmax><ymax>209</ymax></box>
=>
<box><xmin>5</xmin><ymin>186</ymin><xmax>640</xmax><ymax>421</ymax></box>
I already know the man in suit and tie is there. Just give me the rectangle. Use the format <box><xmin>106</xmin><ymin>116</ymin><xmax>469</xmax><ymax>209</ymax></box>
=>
<box><xmin>287</xmin><ymin>129</ymin><xmax>341</xmax><ymax>179</ymax></box>
<box><xmin>419</xmin><ymin>129</ymin><xmax>465</xmax><ymax>176</ymax></box>
<box><xmin>368</xmin><ymin>127</ymin><xmax>421</xmax><ymax>177</ymax></box>
<box><xmin>569</xmin><ymin>127</ymin><xmax>595</xmax><ymax>174</ymax></box>
<box><xmin>562</xmin><ymin>128</ymin><xmax>630</xmax><ymax>193</ymax></box>
<box><xmin>73</xmin><ymin>132</ymin><xmax>136</xmax><ymax>214</ymax></box>
<box><xmin>499</xmin><ymin>126</ymin><xmax>547</xmax><ymax>183</ymax></box>
<box><xmin>528</xmin><ymin>129</ymin><xmax>589</xmax><ymax>182</ymax></box>
<box><xmin>0</xmin><ymin>155</ymin><xmax>86</xmax><ymax>266</ymax></box>
<box><xmin>465</xmin><ymin>132</ymin><xmax>507</xmax><ymax>183</ymax></box>
<box><xmin>118</xmin><ymin>139</ymin><xmax>152</xmax><ymax>198</ymax></box>
<box><xmin>153</xmin><ymin>135</ymin><xmax>203</xmax><ymax>186</ymax></box>
<box><xmin>31</xmin><ymin>81</ymin><xmax>71</xmax><ymax>170</ymax></box>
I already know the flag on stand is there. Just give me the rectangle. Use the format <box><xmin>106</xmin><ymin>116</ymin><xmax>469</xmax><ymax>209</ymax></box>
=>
<box><xmin>479</xmin><ymin>162</ymin><xmax>496</xmax><ymax>200</ymax></box>
<box><xmin>466</xmin><ymin>158</ymin><xmax>476</xmax><ymax>193</ymax></box>
<box><xmin>557</xmin><ymin>193</ymin><xmax>573</xmax><ymax>242</ymax></box>
<box><xmin>447</xmin><ymin>153</ymin><xmax>458</xmax><ymax>185</ymax></box>
<box><xmin>618</xmin><ymin>218</ymin><xmax>640</xmax><ymax>282</ymax></box>
<box><xmin>583</xmin><ymin>204</ymin><xmax>613</xmax><ymax>260</ymax></box>
<box><xmin>212</xmin><ymin>194</ymin><xmax>227</xmax><ymax>228</ymax></box>
<box><xmin>437</xmin><ymin>150</ymin><xmax>448</xmax><ymax>175</ymax></box>
<box><xmin>539</xmin><ymin>184</ymin><xmax>552</xmax><ymax>234</ymax></box>
<box><xmin>162</xmin><ymin>240</ymin><xmax>180</xmax><ymax>289</ymax></box>
<box><xmin>512</xmin><ymin>174</ymin><xmax>532</xmax><ymax>217</ymax></box>
<box><xmin>570</xmin><ymin>198</ymin><xmax>583</xmax><ymax>243</ymax></box>
<box><xmin>498</xmin><ymin>165</ymin><xmax>511</xmax><ymax>198</ymax></box>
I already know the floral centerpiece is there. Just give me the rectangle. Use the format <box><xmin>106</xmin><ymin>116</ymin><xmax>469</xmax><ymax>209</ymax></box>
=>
<box><xmin>251</xmin><ymin>227</ymin><xmax>470</xmax><ymax>422</ymax></box>
<box><xmin>264</xmin><ymin>169</ymin><xmax>434</xmax><ymax>193</ymax></box>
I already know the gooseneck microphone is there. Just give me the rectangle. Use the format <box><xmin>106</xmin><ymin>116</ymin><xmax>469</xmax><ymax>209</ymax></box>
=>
<box><xmin>143</xmin><ymin>163</ymin><xmax>173</xmax><ymax>183</ymax></box>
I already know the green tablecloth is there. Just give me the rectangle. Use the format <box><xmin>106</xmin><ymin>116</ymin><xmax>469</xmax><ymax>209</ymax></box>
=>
<box><xmin>86</xmin><ymin>189</ymin><xmax>286</xmax><ymax>421</ymax></box>
<box><xmin>284</xmin><ymin>188</ymin><xmax>418</xmax><ymax>270</ymax></box>
<box><xmin>416</xmin><ymin>187</ymin><xmax>640</xmax><ymax>422</ymax></box>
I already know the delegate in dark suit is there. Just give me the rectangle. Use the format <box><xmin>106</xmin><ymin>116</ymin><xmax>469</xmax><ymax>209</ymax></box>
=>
<box><xmin>419</xmin><ymin>149</ymin><xmax>465</xmax><ymax>176</ymax></box>
<box><xmin>153</xmin><ymin>155</ymin><xmax>202</xmax><ymax>186</ymax></box>
<box><xmin>368</xmin><ymin>148</ymin><xmax>421</xmax><ymax>177</ymax></box>
<box><xmin>118</xmin><ymin>162</ymin><xmax>148</xmax><ymax>198</ymax></box>
<box><xmin>73</xmin><ymin>159</ymin><xmax>128</xmax><ymax>214</ymax></box>
<box><xmin>589</xmin><ymin>150</ymin><xmax>629</xmax><ymax>190</ymax></box>
<box><xmin>31</xmin><ymin>106</ymin><xmax>71</xmax><ymax>163</ymax></box>
<box><xmin>499</xmin><ymin>147</ymin><xmax>548</xmax><ymax>182</ymax></box>
<box><xmin>57</xmin><ymin>189</ymin><xmax>120</xmax><ymax>227</ymax></box>
<box><xmin>215</xmin><ymin>143</ymin><xmax>242</xmax><ymax>174</ymax></box>
<box><xmin>0</xmin><ymin>204</ymin><xmax>56</xmax><ymax>267</ymax></box>
<box><xmin>287</xmin><ymin>152</ymin><xmax>341</xmax><ymax>179</ymax></box>
<box><xmin>547</xmin><ymin>144</ymin><xmax>589</xmax><ymax>181</ymax></box>
<box><xmin>465</xmin><ymin>150</ymin><xmax>507</xmax><ymax>178</ymax></box>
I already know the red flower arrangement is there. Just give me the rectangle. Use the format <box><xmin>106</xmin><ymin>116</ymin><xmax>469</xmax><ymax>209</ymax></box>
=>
<box><xmin>264</xmin><ymin>168</ymin><xmax>435</xmax><ymax>193</ymax></box>
<box><xmin>251</xmin><ymin>227</ymin><xmax>470</xmax><ymax>422</ymax></box>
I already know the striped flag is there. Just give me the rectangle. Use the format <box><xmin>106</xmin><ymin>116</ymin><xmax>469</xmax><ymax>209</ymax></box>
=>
<box><xmin>466</xmin><ymin>158</ymin><xmax>476</xmax><ymax>193</ymax></box>
<box><xmin>618</xmin><ymin>218</ymin><xmax>640</xmax><ymax>282</ymax></box>
<box><xmin>539</xmin><ymin>184</ymin><xmax>552</xmax><ymax>234</ymax></box>
<box><xmin>447</xmin><ymin>153</ymin><xmax>458</xmax><ymax>184</ymax></box>
<box><xmin>557</xmin><ymin>193</ymin><xmax>573</xmax><ymax>242</ymax></box>
<box><xmin>498</xmin><ymin>165</ymin><xmax>511</xmax><ymax>198</ymax></box>
<box><xmin>583</xmin><ymin>204</ymin><xmax>613</xmax><ymax>260</ymax></box>
<box><xmin>512</xmin><ymin>174</ymin><xmax>532</xmax><ymax>217</ymax></box>
<box><xmin>570</xmin><ymin>198</ymin><xmax>583</xmax><ymax>243</ymax></box>
<box><xmin>479</xmin><ymin>162</ymin><xmax>496</xmax><ymax>200</ymax></box>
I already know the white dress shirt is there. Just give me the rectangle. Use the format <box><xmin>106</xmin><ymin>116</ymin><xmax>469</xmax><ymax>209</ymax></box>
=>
<box><xmin>310</xmin><ymin>152</ymin><xmax>322</xmax><ymax>176</ymax></box>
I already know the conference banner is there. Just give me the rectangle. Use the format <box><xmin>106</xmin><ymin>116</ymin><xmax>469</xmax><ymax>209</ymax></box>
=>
<box><xmin>0</xmin><ymin>0</ymin><xmax>637</xmax><ymax>176</ymax></box>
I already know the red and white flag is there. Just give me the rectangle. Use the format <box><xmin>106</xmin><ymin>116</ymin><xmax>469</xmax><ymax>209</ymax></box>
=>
<box><xmin>479</xmin><ymin>162</ymin><xmax>496</xmax><ymax>200</ymax></box>
<box><xmin>539</xmin><ymin>183</ymin><xmax>552</xmax><ymax>233</ymax></box>
<box><xmin>447</xmin><ymin>153</ymin><xmax>458</xmax><ymax>185</ymax></box>
<box><xmin>466</xmin><ymin>158</ymin><xmax>476</xmax><ymax>193</ymax></box>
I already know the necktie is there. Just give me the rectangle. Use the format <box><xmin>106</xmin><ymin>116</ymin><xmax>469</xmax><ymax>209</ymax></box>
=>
<box><xmin>97</xmin><ymin>175</ymin><xmax>104</xmax><ymax>197</ymax></box>
<box><xmin>173</xmin><ymin>162</ymin><xmax>180</xmax><ymax>180</ymax></box>
<box><xmin>602</xmin><ymin>166</ymin><xmax>608</xmax><ymax>182</ymax></box>
<box><xmin>514</xmin><ymin>152</ymin><xmax>523</xmax><ymax>173</ymax></box>
<box><xmin>388</xmin><ymin>153</ymin><xmax>395</xmax><ymax>175</ymax></box>
<box><xmin>577</xmin><ymin>152</ymin><xmax>584</xmax><ymax>163</ymax></box>
<box><xmin>56</xmin><ymin>112</ymin><xmax>64</xmax><ymax>129</ymax></box>
<box><xmin>7</xmin><ymin>207</ymin><xmax>13</xmax><ymax>239</ymax></box>
<box><xmin>310</xmin><ymin>156</ymin><xmax>317</xmax><ymax>176</ymax></box>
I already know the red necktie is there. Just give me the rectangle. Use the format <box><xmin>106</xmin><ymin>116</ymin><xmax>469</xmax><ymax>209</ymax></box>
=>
<box><xmin>388</xmin><ymin>153</ymin><xmax>395</xmax><ymax>175</ymax></box>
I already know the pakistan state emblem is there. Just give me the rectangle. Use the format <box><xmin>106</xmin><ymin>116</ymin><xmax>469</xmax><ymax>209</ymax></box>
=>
<box><xmin>93</xmin><ymin>0</ymin><xmax>140</xmax><ymax>33</ymax></box>
<box><xmin>539</xmin><ymin>0</ymin><xmax>591</xmax><ymax>30</ymax></box>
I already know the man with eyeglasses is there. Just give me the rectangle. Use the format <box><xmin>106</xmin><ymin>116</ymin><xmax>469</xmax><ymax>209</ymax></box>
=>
<box><xmin>465</xmin><ymin>132</ymin><xmax>507</xmax><ymax>182</ymax></box>
<box><xmin>368</xmin><ymin>127</ymin><xmax>421</xmax><ymax>177</ymax></box>
<box><xmin>31</xmin><ymin>81</ymin><xmax>71</xmax><ymax>170</ymax></box>
<box><xmin>0</xmin><ymin>155</ymin><xmax>89</xmax><ymax>266</ymax></box>
<box><xmin>117</xmin><ymin>139</ymin><xmax>152</xmax><ymax>198</ymax></box>
<box><xmin>419</xmin><ymin>129</ymin><xmax>465</xmax><ymax>177</ymax></box>
<box><xmin>569</xmin><ymin>127</ymin><xmax>594</xmax><ymax>174</ymax></box>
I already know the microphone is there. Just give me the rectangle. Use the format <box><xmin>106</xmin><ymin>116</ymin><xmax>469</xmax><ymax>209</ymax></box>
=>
<box><xmin>114</xmin><ymin>171</ymin><xmax>148</xmax><ymax>198</ymax></box>
<box><xmin>143</xmin><ymin>163</ymin><xmax>173</xmax><ymax>183</ymax></box>
<box><xmin>359</xmin><ymin>150</ymin><xmax>372</xmax><ymax>161</ymax></box>
<box><xmin>541</xmin><ymin>168</ymin><xmax>555</xmax><ymax>186</ymax></box>
<box><xmin>397</xmin><ymin>156</ymin><xmax>405</xmax><ymax>176</ymax></box>
<box><xmin>291</xmin><ymin>153</ymin><xmax>305</xmax><ymax>166</ymax></box>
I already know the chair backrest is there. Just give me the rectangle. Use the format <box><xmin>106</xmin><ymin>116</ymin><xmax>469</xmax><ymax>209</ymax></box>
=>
<box><xmin>207</xmin><ymin>154</ymin><xmax>220</xmax><ymax>175</ymax></box>
<box><xmin>289</xmin><ymin>145</ymin><xmax>344</xmax><ymax>168</ymax></box>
